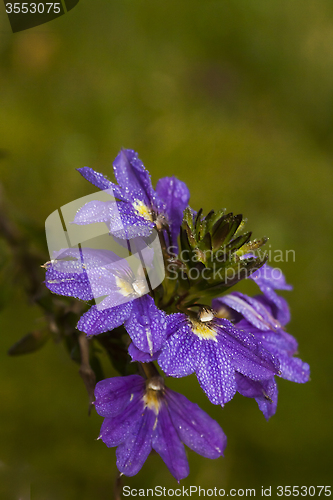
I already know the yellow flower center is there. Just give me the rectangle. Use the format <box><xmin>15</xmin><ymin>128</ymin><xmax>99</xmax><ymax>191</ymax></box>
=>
<box><xmin>133</xmin><ymin>200</ymin><xmax>154</xmax><ymax>222</ymax></box>
<box><xmin>191</xmin><ymin>319</ymin><xmax>218</xmax><ymax>341</ymax></box>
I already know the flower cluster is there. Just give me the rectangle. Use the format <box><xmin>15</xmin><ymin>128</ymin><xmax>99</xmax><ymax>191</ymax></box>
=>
<box><xmin>44</xmin><ymin>149</ymin><xmax>309</xmax><ymax>480</ymax></box>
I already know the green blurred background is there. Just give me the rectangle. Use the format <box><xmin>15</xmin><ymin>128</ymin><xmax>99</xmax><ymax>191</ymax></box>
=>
<box><xmin>0</xmin><ymin>0</ymin><xmax>332</xmax><ymax>498</ymax></box>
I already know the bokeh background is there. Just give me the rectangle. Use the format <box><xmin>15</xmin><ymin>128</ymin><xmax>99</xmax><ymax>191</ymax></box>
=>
<box><xmin>0</xmin><ymin>1</ymin><xmax>332</xmax><ymax>498</ymax></box>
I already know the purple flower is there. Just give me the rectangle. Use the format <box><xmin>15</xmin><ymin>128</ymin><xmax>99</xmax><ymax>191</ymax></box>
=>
<box><xmin>213</xmin><ymin>290</ymin><xmax>306</xmax><ymax>373</ymax></box>
<box><xmin>250</xmin><ymin>263</ymin><xmax>292</xmax><ymax>324</ymax></box>
<box><xmin>44</xmin><ymin>247</ymin><xmax>167</xmax><ymax>353</ymax></box>
<box><xmin>128</xmin><ymin>342</ymin><xmax>161</xmax><ymax>363</ymax></box>
<box><xmin>213</xmin><ymin>289</ymin><xmax>310</xmax><ymax>419</ymax></box>
<box><xmin>235</xmin><ymin>373</ymin><xmax>278</xmax><ymax>420</ymax></box>
<box><xmin>75</xmin><ymin>149</ymin><xmax>190</xmax><ymax>246</ymax></box>
<box><xmin>213</xmin><ymin>291</ymin><xmax>285</xmax><ymax>332</ymax></box>
<box><xmin>94</xmin><ymin>374</ymin><xmax>227</xmax><ymax>480</ymax></box>
<box><xmin>158</xmin><ymin>308</ymin><xmax>280</xmax><ymax>407</ymax></box>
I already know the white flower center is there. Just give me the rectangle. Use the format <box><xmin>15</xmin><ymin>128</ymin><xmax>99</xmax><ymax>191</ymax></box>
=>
<box><xmin>132</xmin><ymin>279</ymin><xmax>148</xmax><ymax>296</ymax></box>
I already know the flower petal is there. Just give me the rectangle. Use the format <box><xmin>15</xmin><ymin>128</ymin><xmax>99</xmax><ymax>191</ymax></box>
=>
<box><xmin>116</xmin><ymin>408</ymin><xmax>155</xmax><ymax>477</ymax></box>
<box><xmin>73</xmin><ymin>200</ymin><xmax>112</xmax><ymax>225</ymax></box>
<box><xmin>214</xmin><ymin>292</ymin><xmax>281</xmax><ymax>331</ymax></box>
<box><xmin>235</xmin><ymin>372</ymin><xmax>274</xmax><ymax>399</ymax></box>
<box><xmin>113</xmin><ymin>149</ymin><xmax>158</xmax><ymax>207</ymax></box>
<box><xmin>251</xmin><ymin>263</ymin><xmax>292</xmax><ymax>291</ymax></box>
<box><xmin>235</xmin><ymin>319</ymin><xmax>298</xmax><ymax>356</ymax></box>
<box><xmin>158</xmin><ymin>315</ymin><xmax>199</xmax><ymax>377</ymax></box>
<box><xmin>256</xmin><ymin>391</ymin><xmax>278</xmax><ymax>420</ymax></box>
<box><xmin>74</xmin><ymin>199</ymin><xmax>153</xmax><ymax>238</ymax></box>
<box><xmin>215</xmin><ymin>319</ymin><xmax>280</xmax><ymax>381</ymax></box>
<box><xmin>166</xmin><ymin>389</ymin><xmax>227</xmax><ymax>459</ymax></box>
<box><xmin>77</xmin><ymin>302</ymin><xmax>133</xmax><ymax>335</ymax></box>
<box><xmin>260</xmin><ymin>329</ymin><xmax>298</xmax><ymax>356</ymax></box>
<box><xmin>44</xmin><ymin>258</ymin><xmax>93</xmax><ymax>301</ymax></box>
<box><xmin>235</xmin><ymin>373</ymin><xmax>278</xmax><ymax>420</ymax></box>
<box><xmin>256</xmin><ymin>379</ymin><xmax>278</xmax><ymax>421</ymax></box>
<box><xmin>152</xmin><ymin>405</ymin><xmax>189</xmax><ymax>481</ymax></box>
<box><xmin>98</xmin><ymin>398</ymin><xmax>144</xmax><ymax>447</ymax></box>
<box><xmin>128</xmin><ymin>342</ymin><xmax>161</xmax><ymax>363</ymax></box>
<box><xmin>45</xmin><ymin>247</ymin><xmax>129</xmax><ymax>301</ymax></box>
<box><xmin>110</xmin><ymin>202</ymin><xmax>154</xmax><ymax>238</ymax></box>
<box><xmin>250</xmin><ymin>264</ymin><xmax>292</xmax><ymax>313</ymax></box>
<box><xmin>195</xmin><ymin>341</ymin><xmax>236</xmax><ymax>406</ymax></box>
<box><xmin>255</xmin><ymin>294</ymin><xmax>291</xmax><ymax>326</ymax></box>
<box><xmin>156</xmin><ymin>176</ymin><xmax>190</xmax><ymax>246</ymax></box>
<box><xmin>276</xmin><ymin>354</ymin><xmax>310</xmax><ymax>383</ymax></box>
<box><xmin>94</xmin><ymin>375</ymin><xmax>145</xmax><ymax>417</ymax></box>
<box><xmin>77</xmin><ymin>167</ymin><xmax>126</xmax><ymax>201</ymax></box>
<box><xmin>124</xmin><ymin>295</ymin><xmax>167</xmax><ymax>355</ymax></box>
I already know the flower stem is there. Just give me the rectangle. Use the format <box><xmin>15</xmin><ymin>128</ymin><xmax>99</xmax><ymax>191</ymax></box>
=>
<box><xmin>141</xmin><ymin>362</ymin><xmax>160</xmax><ymax>380</ymax></box>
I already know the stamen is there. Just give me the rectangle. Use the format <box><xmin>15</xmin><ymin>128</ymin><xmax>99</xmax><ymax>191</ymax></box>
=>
<box><xmin>143</xmin><ymin>376</ymin><xmax>165</xmax><ymax>415</ymax></box>
<box><xmin>132</xmin><ymin>279</ymin><xmax>148</xmax><ymax>296</ymax></box>
<box><xmin>147</xmin><ymin>377</ymin><xmax>164</xmax><ymax>392</ymax></box>
<box><xmin>155</xmin><ymin>213</ymin><xmax>168</xmax><ymax>230</ymax></box>
<box><xmin>198</xmin><ymin>307</ymin><xmax>215</xmax><ymax>323</ymax></box>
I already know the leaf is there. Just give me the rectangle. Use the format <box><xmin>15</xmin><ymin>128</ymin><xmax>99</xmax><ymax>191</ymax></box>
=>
<box><xmin>236</xmin><ymin>237</ymin><xmax>268</xmax><ymax>256</ymax></box>
<box><xmin>183</xmin><ymin>221</ymin><xmax>196</xmax><ymax>246</ymax></box>
<box><xmin>8</xmin><ymin>329</ymin><xmax>49</xmax><ymax>356</ymax></box>
<box><xmin>205</xmin><ymin>208</ymin><xmax>225</xmax><ymax>234</ymax></box>
<box><xmin>179</xmin><ymin>226</ymin><xmax>189</xmax><ymax>251</ymax></box>
<box><xmin>224</xmin><ymin>232</ymin><xmax>252</xmax><ymax>254</ymax></box>
<box><xmin>182</xmin><ymin>207</ymin><xmax>195</xmax><ymax>231</ymax></box>
<box><xmin>199</xmin><ymin>232</ymin><xmax>212</xmax><ymax>252</ymax></box>
<box><xmin>212</xmin><ymin>213</ymin><xmax>243</xmax><ymax>250</ymax></box>
<box><xmin>194</xmin><ymin>208</ymin><xmax>204</xmax><ymax>239</ymax></box>
<box><xmin>194</xmin><ymin>207</ymin><xmax>203</xmax><ymax>229</ymax></box>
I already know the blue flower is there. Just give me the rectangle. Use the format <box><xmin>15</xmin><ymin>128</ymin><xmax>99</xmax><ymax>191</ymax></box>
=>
<box><xmin>94</xmin><ymin>374</ymin><xmax>227</xmax><ymax>480</ymax></box>
<box><xmin>158</xmin><ymin>308</ymin><xmax>280</xmax><ymax>406</ymax></box>
<box><xmin>75</xmin><ymin>149</ymin><xmax>190</xmax><ymax>246</ymax></box>
<box><xmin>43</xmin><ymin>146</ymin><xmax>192</xmax><ymax>352</ymax></box>
<box><xmin>249</xmin><ymin>263</ymin><xmax>292</xmax><ymax>324</ymax></box>
<box><xmin>212</xmin><ymin>273</ymin><xmax>310</xmax><ymax>419</ymax></box>
<box><xmin>234</xmin><ymin>373</ymin><xmax>278</xmax><ymax>420</ymax></box>
<box><xmin>44</xmin><ymin>247</ymin><xmax>167</xmax><ymax>354</ymax></box>
<box><xmin>43</xmin><ymin>149</ymin><xmax>310</xmax><ymax>427</ymax></box>
<box><xmin>42</xmin><ymin>146</ymin><xmax>311</xmax><ymax>486</ymax></box>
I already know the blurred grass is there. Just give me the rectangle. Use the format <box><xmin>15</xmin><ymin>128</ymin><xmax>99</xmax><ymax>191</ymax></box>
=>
<box><xmin>0</xmin><ymin>0</ymin><xmax>332</xmax><ymax>498</ymax></box>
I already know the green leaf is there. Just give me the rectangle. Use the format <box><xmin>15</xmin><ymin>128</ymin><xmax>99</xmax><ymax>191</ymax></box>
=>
<box><xmin>212</xmin><ymin>214</ymin><xmax>244</xmax><ymax>251</ymax></box>
<box><xmin>224</xmin><ymin>232</ymin><xmax>252</xmax><ymax>254</ymax></box>
<box><xmin>236</xmin><ymin>237</ymin><xmax>268</xmax><ymax>257</ymax></box>
<box><xmin>183</xmin><ymin>207</ymin><xmax>195</xmax><ymax>231</ymax></box>
<box><xmin>199</xmin><ymin>232</ymin><xmax>212</xmax><ymax>252</ymax></box>
<box><xmin>205</xmin><ymin>209</ymin><xmax>225</xmax><ymax>234</ymax></box>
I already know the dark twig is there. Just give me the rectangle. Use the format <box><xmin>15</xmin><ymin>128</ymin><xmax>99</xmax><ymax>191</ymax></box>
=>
<box><xmin>113</xmin><ymin>472</ymin><xmax>123</xmax><ymax>500</ymax></box>
<box><xmin>78</xmin><ymin>331</ymin><xmax>96</xmax><ymax>413</ymax></box>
